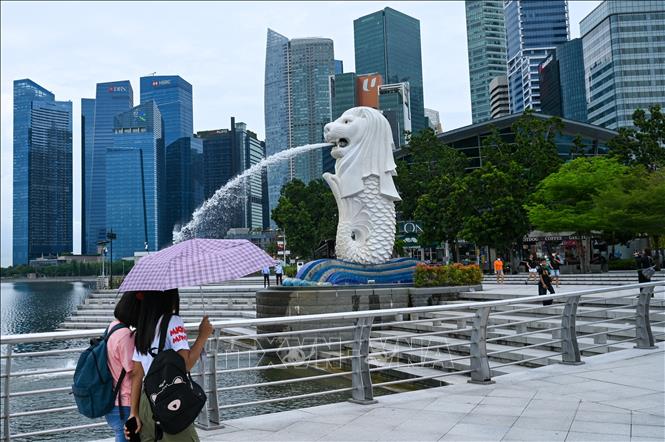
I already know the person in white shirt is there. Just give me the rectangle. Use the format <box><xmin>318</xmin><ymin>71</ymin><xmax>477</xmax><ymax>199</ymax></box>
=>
<box><xmin>261</xmin><ymin>265</ymin><xmax>270</xmax><ymax>287</ymax></box>
<box><xmin>274</xmin><ymin>261</ymin><xmax>283</xmax><ymax>285</ymax></box>
<box><xmin>126</xmin><ymin>289</ymin><xmax>212</xmax><ymax>441</ymax></box>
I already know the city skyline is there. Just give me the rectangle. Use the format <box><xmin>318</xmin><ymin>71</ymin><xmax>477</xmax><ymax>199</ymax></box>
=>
<box><xmin>0</xmin><ymin>1</ymin><xmax>601</xmax><ymax>266</ymax></box>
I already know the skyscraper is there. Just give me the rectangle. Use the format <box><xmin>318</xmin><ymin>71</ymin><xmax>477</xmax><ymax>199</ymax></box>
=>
<box><xmin>581</xmin><ymin>0</ymin><xmax>665</xmax><ymax>130</ymax></box>
<box><xmin>140</xmin><ymin>75</ymin><xmax>202</xmax><ymax>242</ymax></box>
<box><xmin>539</xmin><ymin>38</ymin><xmax>587</xmax><ymax>122</ymax></box>
<box><xmin>81</xmin><ymin>98</ymin><xmax>95</xmax><ymax>251</ymax></box>
<box><xmin>264</xmin><ymin>29</ymin><xmax>335</xmax><ymax>223</ymax></box>
<box><xmin>465</xmin><ymin>0</ymin><xmax>508</xmax><ymax>124</ymax></box>
<box><xmin>82</xmin><ymin>81</ymin><xmax>133</xmax><ymax>255</ymax></box>
<box><xmin>504</xmin><ymin>0</ymin><xmax>569</xmax><ymax>113</ymax></box>
<box><xmin>354</xmin><ymin>7</ymin><xmax>426</xmax><ymax>133</ymax></box>
<box><xmin>198</xmin><ymin>118</ymin><xmax>266</xmax><ymax>232</ymax></box>
<box><xmin>13</xmin><ymin>79</ymin><xmax>72</xmax><ymax>265</ymax></box>
<box><xmin>106</xmin><ymin>101</ymin><xmax>164</xmax><ymax>259</ymax></box>
<box><xmin>489</xmin><ymin>75</ymin><xmax>510</xmax><ymax>119</ymax></box>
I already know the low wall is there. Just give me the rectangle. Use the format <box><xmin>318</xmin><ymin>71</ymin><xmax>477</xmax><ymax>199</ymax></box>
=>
<box><xmin>255</xmin><ymin>284</ymin><xmax>482</xmax><ymax>345</ymax></box>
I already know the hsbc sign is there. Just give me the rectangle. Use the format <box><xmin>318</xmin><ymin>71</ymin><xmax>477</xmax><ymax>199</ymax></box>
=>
<box><xmin>151</xmin><ymin>79</ymin><xmax>172</xmax><ymax>87</ymax></box>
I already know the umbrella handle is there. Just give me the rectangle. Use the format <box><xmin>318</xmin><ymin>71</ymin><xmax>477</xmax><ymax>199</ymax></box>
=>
<box><xmin>199</xmin><ymin>285</ymin><xmax>206</xmax><ymax>317</ymax></box>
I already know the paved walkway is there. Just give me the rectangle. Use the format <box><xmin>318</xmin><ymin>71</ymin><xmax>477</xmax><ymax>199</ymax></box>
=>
<box><xmin>199</xmin><ymin>345</ymin><xmax>664</xmax><ymax>442</ymax></box>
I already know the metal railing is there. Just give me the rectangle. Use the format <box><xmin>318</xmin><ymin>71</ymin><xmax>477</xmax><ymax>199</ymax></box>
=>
<box><xmin>1</xmin><ymin>281</ymin><xmax>663</xmax><ymax>440</ymax></box>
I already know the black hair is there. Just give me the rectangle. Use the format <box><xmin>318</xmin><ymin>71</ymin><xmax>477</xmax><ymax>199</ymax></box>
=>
<box><xmin>135</xmin><ymin>289</ymin><xmax>180</xmax><ymax>355</ymax></box>
<box><xmin>114</xmin><ymin>291</ymin><xmax>142</xmax><ymax>328</ymax></box>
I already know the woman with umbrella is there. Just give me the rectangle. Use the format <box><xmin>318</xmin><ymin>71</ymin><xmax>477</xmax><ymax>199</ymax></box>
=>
<box><xmin>126</xmin><ymin>289</ymin><xmax>212</xmax><ymax>441</ymax></box>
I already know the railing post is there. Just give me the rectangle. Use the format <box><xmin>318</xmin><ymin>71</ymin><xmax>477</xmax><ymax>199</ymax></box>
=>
<box><xmin>349</xmin><ymin>316</ymin><xmax>376</xmax><ymax>405</ymax></box>
<box><xmin>468</xmin><ymin>307</ymin><xmax>494</xmax><ymax>384</ymax></box>
<box><xmin>561</xmin><ymin>295</ymin><xmax>584</xmax><ymax>365</ymax></box>
<box><xmin>635</xmin><ymin>285</ymin><xmax>656</xmax><ymax>349</ymax></box>
<box><xmin>3</xmin><ymin>346</ymin><xmax>12</xmax><ymax>442</ymax></box>
<box><xmin>195</xmin><ymin>333</ymin><xmax>222</xmax><ymax>430</ymax></box>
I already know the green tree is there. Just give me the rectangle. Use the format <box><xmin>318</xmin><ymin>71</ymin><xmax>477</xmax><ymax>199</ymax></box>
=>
<box><xmin>271</xmin><ymin>179</ymin><xmax>337</xmax><ymax>259</ymax></box>
<box><xmin>414</xmin><ymin>175</ymin><xmax>467</xmax><ymax>258</ymax></box>
<box><xmin>608</xmin><ymin>104</ymin><xmax>665</xmax><ymax>171</ymax></box>
<box><xmin>482</xmin><ymin>110</ymin><xmax>564</xmax><ymax>188</ymax></box>
<box><xmin>395</xmin><ymin>128</ymin><xmax>467</xmax><ymax>219</ymax></box>
<box><xmin>526</xmin><ymin>157</ymin><xmax>632</xmax><ymax>272</ymax></box>
<box><xmin>459</xmin><ymin>164</ymin><xmax>530</xmax><ymax>258</ymax></box>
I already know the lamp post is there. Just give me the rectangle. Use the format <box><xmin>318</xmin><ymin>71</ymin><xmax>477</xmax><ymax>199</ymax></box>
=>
<box><xmin>107</xmin><ymin>231</ymin><xmax>117</xmax><ymax>288</ymax></box>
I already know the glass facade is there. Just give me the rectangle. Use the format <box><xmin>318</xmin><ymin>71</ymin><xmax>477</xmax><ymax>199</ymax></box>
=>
<box><xmin>198</xmin><ymin>118</ymin><xmax>266</xmax><ymax>234</ymax></box>
<box><xmin>326</xmin><ymin>72</ymin><xmax>357</xmax><ymax>174</ymax></box>
<box><xmin>80</xmin><ymin>98</ymin><xmax>95</xmax><ymax>251</ymax></box>
<box><xmin>465</xmin><ymin>0</ymin><xmax>508</xmax><ymax>124</ymax></box>
<box><xmin>504</xmin><ymin>0</ymin><xmax>569</xmax><ymax>113</ymax></box>
<box><xmin>581</xmin><ymin>1</ymin><xmax>665</xmax><ymax>130</ymax></box>
<box><xmin>13</xmin><ymin>79</ymin><xmax>72</xmax><ymax>264</ymax></box>
<box><xmin>540</xmin><ymin>39</ymin><xmax>588</xmax><ymax>122</ymax></box>
<box><xmin>435</xmin><ymin>113</ymin><xmax>616</xmax><ymax>170</ymax></box>
<box><xmin>140</xmin><ymin>75</ymin><xmax>202</xmax><ymax>243</ymax></box>
<box><xmin>354</xmin><ymin>7</ymin><xmax>426</xmax><ymax>133</ymax></box>
<box><xmin>379</xmin><ymin>83</ymin><xmax>412</xmax><ymax>147</ymax></box>
<box><xmin>83</xmin><ymin>81</ymin><xmax>133</xmax><ymax>255</ymax></box>
<box><xmin>107</xmin><ymin>101</ymin><xmax>164</xmax><ymax>259</ymax></box>
<box><xmin>264</xmin><ymin>30</ymin><xmax>335</xmax><ymax>225</ymax></box>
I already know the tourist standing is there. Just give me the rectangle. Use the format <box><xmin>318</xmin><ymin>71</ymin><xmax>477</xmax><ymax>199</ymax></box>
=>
<box><xmin>262</xmin><ymin>265</ymin><xmax>271</xmax><ymax>288</ymax></box>
<box><xmin>493</xmin><ymin>257</ymin><xmax>504</xmax><ymax>284</ymax></box>
<box><xmin>524</xmin><ymin>254</ymin><xmax>538</xmax><ymax>284</ymax></box>
<box><xmin>105</xmin><ymin>292</ymin><xmax>141</xmax><ymax>442</ymax></box>
<box><xmin>551</xmin><ymin>253</ymin><xmax>562</xmax><ymax>287</ymax></box>
<box><xmin>126</xmin><ymin>289</ymin><xmax>212</xmax><ymax>442</ymax></box>
<box><xmin>537</xmin><ymin>258</ymin><xmax>555</xmax><ymax>306</ymax></box>
<box><xmin>636</xmin><ymin>249</ymin><xmax>655</xmax><ymax>284</ymax></box>
<box><xmin>275</xmin><ymin>260</ymin><xmax>283</xmax><ymax>285</ymax></box>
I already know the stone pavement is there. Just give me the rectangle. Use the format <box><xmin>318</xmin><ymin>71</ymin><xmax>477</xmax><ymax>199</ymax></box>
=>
<box><xmin>199</xmin><ymin>345</ymin><xmax>664</xmax><ymax>442</ymax></box>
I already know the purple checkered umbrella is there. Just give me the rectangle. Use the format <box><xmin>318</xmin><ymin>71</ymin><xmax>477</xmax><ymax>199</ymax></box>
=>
<box><xmin>118</xmin><ymin>239</ymin><xmax>275</xmax><ymax>292</ymax></box>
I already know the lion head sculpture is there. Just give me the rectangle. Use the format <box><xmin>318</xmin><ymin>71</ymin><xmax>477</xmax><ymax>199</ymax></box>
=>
<box><xmin>323</xmin><ymin>107</ymin><xmax>401</xmax><ymax>202</ymax></box>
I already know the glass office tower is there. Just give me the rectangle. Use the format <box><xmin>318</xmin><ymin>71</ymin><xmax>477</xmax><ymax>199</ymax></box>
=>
<box><xmin>465</xmin><ymin>0</ymin><xmax>508</xmax><ymax>124</ymax></box>
<box><xmin>82</xmin><ymin>81</ymin><xmax>133</xmax><ymax>255</ymax></box>
<box><xmin>354</xmin><ymin>7</ymin><xmax>426</xmax><ymax>133</ymax></box>
<box><xmin>80</xmin><ymin>98</ymin><xmax>95</xmax><ymax>251</ymax></box>
<box><xmin>140</xmin><ymin>75</ymin><xmax>202</xmax><ymax>244</ymax></box>
<box><xmin>198</xmin><ymin>118</ymin><xmax>266</xmax><ymax>234</ymax></box>
<box><xmin>13</xmin><ymin>79</ymin><xmax>72</xmax><ymax>264</ymax></box>
<box><xmin>539</xmin><ymin>38</ymin><xmax>588</xmax><ymax>122</ymax></box>
<box><xmin>264</xmin><ymin>29</ymin><xmax>335</xmax><ymax>224</ymax></box>
<box><xmin>504</xmin><ymin>0</ymin><xmax>569</xmax><ymax>113</ymax></box>
<box><xmin>581</xmin><ymin>0</ymin><xmax>665</xmax><ymax>130</ymax></box>
<box><xmin>106</xmin><ymin>101</ymin><xmax>164</xmax><ymax>259</ymax></box>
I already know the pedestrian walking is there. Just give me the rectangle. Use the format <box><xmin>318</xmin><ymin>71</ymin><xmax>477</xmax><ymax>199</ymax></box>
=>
<box><xmin>274</xmin><ymin>260</ymin><xmax>283</xmax><ymax>285</ymax></box>
<box><xmin>126</xmin><ymin>289</ymin><xmax>213</xmax><ymax>442</ymax></box>
<box><xmin>551</xmin><ymin>252</ymin><xmax>562</xmax><ymax>287</ymax></box>
<box><xmin>493</xmin><ymin>257</ymin><xmax>505</xmax><ymax>284</ymax></box>
<box><xmin>262</xmin><ymin>265</ymin><xmax>271</xmax><ymax>288</ymax></box>
<box><xmin>537</xmin><ymin>257</ymin><xmax>555</xmax><ymax>306</ymax></box>
<box><xmin>524</xmin><ymin>254</ymin><xmax>538</xmax><ymax>284</ymax></box>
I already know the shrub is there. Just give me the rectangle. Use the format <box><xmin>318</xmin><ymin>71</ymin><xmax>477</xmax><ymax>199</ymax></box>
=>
<box><xmin>414</xmin><ymin>263</ymin><xmax>483</xmax><ymax>287</ymax></box>
<box><xmin>608</xmin><ymin>258</ymin><xmax>637</xmax><ymax>270</ymax></box>
<box><xmin>284</xmin><ymin>265</ymin><xmax>298</xmax><ymax>277</ymax></box>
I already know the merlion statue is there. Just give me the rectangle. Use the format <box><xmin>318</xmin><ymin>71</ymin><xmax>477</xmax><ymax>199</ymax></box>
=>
<box><xmin>322</xmin><ymin>107</ymin><xmax>401</xmax><ymax>265</ymax></box>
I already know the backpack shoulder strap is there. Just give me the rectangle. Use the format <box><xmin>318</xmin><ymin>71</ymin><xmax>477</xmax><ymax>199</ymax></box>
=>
<box><xmin>158</xmin><ymin>314</ymin><xmax>172</xmax><ymax>353</ymax></box>
<box><xmin>106</xmin><ymin>322</ymin><xmax>128</xmax><ymax>341</ymax></box>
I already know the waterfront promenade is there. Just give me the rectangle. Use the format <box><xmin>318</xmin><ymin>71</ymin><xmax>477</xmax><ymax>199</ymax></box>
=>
<box><xmin>195</xmin><ymin>345</ymin><xmax>664</xmax><ymax>441</ymax></box>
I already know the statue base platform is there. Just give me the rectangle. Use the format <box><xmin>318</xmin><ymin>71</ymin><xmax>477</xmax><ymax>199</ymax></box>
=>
<box><xmin>294</xmin><ymin>257</ymin><xmax>419</xmax><ymax>285</ymax></box>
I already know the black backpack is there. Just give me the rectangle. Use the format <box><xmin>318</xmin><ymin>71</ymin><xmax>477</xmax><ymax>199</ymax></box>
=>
<box><xmin>143</xmin><ymin>315</ymin><xmax>206</xmax><ymax>439</ymax></box>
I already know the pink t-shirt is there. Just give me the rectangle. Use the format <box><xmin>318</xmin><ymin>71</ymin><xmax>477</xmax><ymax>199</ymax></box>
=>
<box><xmin>106</xmin><ymin>320</ymin><xmax>135</xmax><ymax>407</ymax></box>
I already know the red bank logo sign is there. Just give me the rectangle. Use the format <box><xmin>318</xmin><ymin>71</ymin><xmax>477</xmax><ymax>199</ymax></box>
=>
<box><xmin>356</xmin><ymin>74</ymin><xmax>382</xmax><ymax>108</ymax></box>
<box><xmin>108</xmin><ymin>86</ymin><xmax>127</xmax><ymax>93</ymax></box>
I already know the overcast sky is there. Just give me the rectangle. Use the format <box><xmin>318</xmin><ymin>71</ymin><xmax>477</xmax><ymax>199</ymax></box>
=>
<box><xmin>0</xmin><ymin>1</ymin><xmax>601</xmax><ymax>267</ymax></box>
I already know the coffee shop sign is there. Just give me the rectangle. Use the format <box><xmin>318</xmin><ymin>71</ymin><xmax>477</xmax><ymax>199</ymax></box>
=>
<box><xmin>523</xmin><ymin>234</ymin><xmax>591</xmax><ymax>242</ymax></box>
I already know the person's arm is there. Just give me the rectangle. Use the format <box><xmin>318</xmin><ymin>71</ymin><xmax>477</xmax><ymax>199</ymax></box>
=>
<box><xmin>177</xmin><ymin>316</ymin><xmax>213</xmax><ymax>371</ymax></box>
<box><xmin>126</xmin><ymin>361</ymin><xmax>144</xmax><ymax>437</ymax></box>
